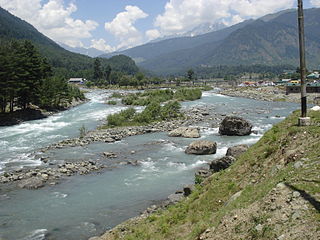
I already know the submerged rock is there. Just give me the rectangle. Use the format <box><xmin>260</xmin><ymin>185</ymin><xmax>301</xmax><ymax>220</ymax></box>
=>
<box><xmin>168</xmin><ymin>127</ymin><xmax>200</xmax><ymax>138</ymax></box>
<box><xmin>219</xmin><ymin>116</ymin><xmax>252</xmax><ymax>136</ymax></box>
<box><xmin>185</xmin><ymin>140</ymin><xmax>217</xmax><ymax>155</ymax></box>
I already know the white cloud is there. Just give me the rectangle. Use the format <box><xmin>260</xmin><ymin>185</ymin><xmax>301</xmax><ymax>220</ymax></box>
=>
<box><xmin>105</xmin><ymin>5</ymin><xmax>148</xmax><ymax>50</ymax></box>
<box><xmin>310</xmin><ymin>0</ymin><xmax>320</xmax><ymax>7</ymax></box>
<box><xmin>153</xmin><ymin>0</ymin><xmax>295</xmax><ymax>36</ymax></box>
<box><xmin>0</xmin><ymin>0</ymin><xmax>98</xmax><ymax>47</ymax></box>
<box><xmin>90</xmin><ymin>39</ymin><xmax>115</xmax><ymax>52</ymax></box>
<box><xmin>146</xmin><ymin>29</ymin><xmax>161</xmax><ymax>41</ymax></box>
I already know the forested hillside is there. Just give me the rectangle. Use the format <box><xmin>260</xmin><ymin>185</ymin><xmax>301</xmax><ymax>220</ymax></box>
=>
<box><xmin>0</xmin><ymin>7</ymin><xmax>139</xmax><ymax>79</ymax></box>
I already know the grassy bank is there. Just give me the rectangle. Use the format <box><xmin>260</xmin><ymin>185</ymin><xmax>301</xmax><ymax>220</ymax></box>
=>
<box><xmin>96</xmin><ymin>110</ymin><xmax>320</xmax><ymax>240</ymax></box>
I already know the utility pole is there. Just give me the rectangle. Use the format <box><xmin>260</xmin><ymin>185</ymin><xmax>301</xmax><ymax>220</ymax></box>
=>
<box><xmin>297</xmin><ymin>0</ymin><xmax>310</xmax><ymax>126</ymax></box>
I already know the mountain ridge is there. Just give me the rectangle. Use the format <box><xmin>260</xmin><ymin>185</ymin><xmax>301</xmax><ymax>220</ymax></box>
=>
<box><xmin>101</xmin><ymin>8</ymin><xmax>320</xmax><ymax>76</ymax></box>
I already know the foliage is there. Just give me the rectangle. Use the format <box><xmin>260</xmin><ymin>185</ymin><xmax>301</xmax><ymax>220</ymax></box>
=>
<box><xmin>107</xmin><ymin>100</ymin><xmax>117</xmax><ymax>105</ymax></box>
<box><xmin>110</xmin><ymin>92</ymin><xmax>123</xmax><ymax>98</ymax></box>
<box><xmin>79</xmin><ymin>125</ymin><xmax>87</xmax><ymax>139</ymax></box>
<box><xmin>105</xmin><ymin>101</ymin><xmax>182</xmax><ymax>128</ymax></box>
<box><xmin>187</xmin><ymin>69</ymin><xmax>194</xmax><ymax>81</ymax></box>
<box><xmin>174</xmin><ymin>88</ymin><xmax>202</xmax><ymax>101</ymax></box>
<box><xmin>0</xmin><ymin>40</ymin><xmax>84</xmax><ymax>112</ymax></box>
<box><xmin>106</xmin><ymin>107</ymin><xmax>136</xmax><ymax>127</ymax></box>
<box><xmin>121</xmin><ymin>88</ymin><xmax>201</xmax><ymax>106</ymax></box>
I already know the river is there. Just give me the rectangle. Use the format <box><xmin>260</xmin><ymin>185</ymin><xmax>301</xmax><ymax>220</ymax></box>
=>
<box><xmin>0</xmin><ymin>90</ymin><xmax>298</xmax><ymax>240</ymax></box>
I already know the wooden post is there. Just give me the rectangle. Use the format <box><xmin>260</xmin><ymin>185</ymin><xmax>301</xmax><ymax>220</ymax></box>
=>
<box><xmin>298</xmin><ymin>0</ymin><xmax>307</xmax><ymax>118</ymax></box>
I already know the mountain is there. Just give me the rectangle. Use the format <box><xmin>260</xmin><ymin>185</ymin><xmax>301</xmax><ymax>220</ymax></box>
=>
<box><xmin>59</xmin><ymin>43</ymin><xmax>106</xmax><ymax>58</ymax></box>
<box><xmin>100</xmin><ymin>19</ymin><xmax>254</xmax><ymax>64</ymax></box>
<box><xmin>148</xmin><ymin>22</ymin><xmax>227</xmax><ymax>43</ymax></box>
<box><xmin>0</xmin><ymin>7</ymin><xmax>138</xmax><ymax>77</ymax></box>
<box><xmin>184</xmin><ymin>22</ymin><xmax>227</xmax><ymax>37</ymax></box>
<box><xmin>102</xmin><ymin>8</ymin><xmax>320</xmax><ymax>76</ymax></box>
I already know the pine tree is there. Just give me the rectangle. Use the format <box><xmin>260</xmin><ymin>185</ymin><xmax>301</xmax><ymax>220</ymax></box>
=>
<box><xmin>93</xmin><ymin>58</ymin><xmax>103</xmax><ymax>81</ymax></box>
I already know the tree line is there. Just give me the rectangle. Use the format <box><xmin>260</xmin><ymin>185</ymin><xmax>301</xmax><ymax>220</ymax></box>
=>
<box><xmin>0</xmin><ymin>40</ymin><xmax>84</xmax><ymax>113</ymax></box>
<box><xmin>88</xmin><ymin>58</ymin><xmax>165</xmax><ymax>87</ymax></box>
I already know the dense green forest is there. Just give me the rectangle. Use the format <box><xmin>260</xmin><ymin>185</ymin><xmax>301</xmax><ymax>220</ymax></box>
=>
<box><xmin>0</xmin><ymin>40</ymin><xmax>84</xmax><ymax>113</ymax></box>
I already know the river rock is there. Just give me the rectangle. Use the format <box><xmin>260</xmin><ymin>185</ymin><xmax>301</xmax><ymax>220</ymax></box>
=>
<box><xmin>226</xmin><ymin>144</ymin><xmax>249</xmax><ymax>158</ymax></box>
<box><xmin>167</xmin><ymin>193</ymin><xmax>184</xmax><ymax>204</ymax></box>
<box><xmin>183</xmin><ymin>184</ymin><xmax>195</xmax><ymax>196</ymax></box>
<box><xmin>168</xmin><ymin>127</ymin><xmax>200</xmax><ymax>138</ymax></box>
<box><xmin>219</xmin><ymin>116</ymin><xmax>252</xmax><ymax>136</ymax></box>
<box><xmin>103</xmin><ymin>152</ymin><xmax>117</xmax><ymax>158</ymax></box>
<box><xmin>185</xmin><ymin>140</ymin><xmax>217</xmax><ymax>155</ymax></box>
<box><xmin>209</xmin><ymin>156</ymin><xmax>236</xmax><ymax>172</ymax></box>
<box><xmin>18</xmin><ymin>177</ymin><xmax>44</xmax><ymax>189</ymax></box>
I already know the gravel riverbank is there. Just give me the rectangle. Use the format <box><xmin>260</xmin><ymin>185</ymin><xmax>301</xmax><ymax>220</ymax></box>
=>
<box><xmin>219</xmin><ymin>86</ymin><xmax>320</xmax><ymax>104</ymax></box>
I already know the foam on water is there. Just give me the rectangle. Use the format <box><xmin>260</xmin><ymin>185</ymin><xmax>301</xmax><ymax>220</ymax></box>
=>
<box><xmin>19</xmin><ymin>229</ymin><xmax>47</xmax><ymax>240</ymax></box>
<box><xmin>52</xmin><ymin>192</ymin><xmax>68</xmax><ymax>199</ymax></box>
<box><xmin>270</xmin><ymin>116</ymin><xmax>285</xmax><ymax>120</ymax></box>
<box><xmin>163</xmin><ymin>142</ymin><xmax>185</xmax><ymax>152</ymax></box>
<box><xmin>201</xmin><ymin>127</ymin><xmax>219</xmax><ymax>136</ymax></box>
<box><xmin>215</xmin><ymin>147</ymin><xmax>228</xmax><ymax>158</ymax></box>
<box><xmin>141</xmin><ymin>160</ymin><xmax>160</xmax><ymax>173</ymax></box>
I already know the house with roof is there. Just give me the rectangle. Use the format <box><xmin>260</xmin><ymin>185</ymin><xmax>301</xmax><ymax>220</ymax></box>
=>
<box><xmin>68</xmin><ymin>78</ymin><xmax>86</xmax><ymax>84</ymax></box>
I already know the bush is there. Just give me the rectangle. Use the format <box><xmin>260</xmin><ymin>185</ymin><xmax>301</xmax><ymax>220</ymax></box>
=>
<box><xmin>106</xmin><ymin>107</ymin><xmax>136</xmax><ymax>127</ymax></box>
<box><xmin>122</xmin><ymin>89</ymin><xmax>174</xmax><ymax>106</ymax></box>
<box><xmin>110</xmin><ymin>92</ymin><xmax>123</xmax><ymax>98</ymax></box>
<box><xmin>174</xmin><ymin>88</ymin><xmax>202</xmax><ymax>101</ymax></box>
<box><xmin>107</xmin><ymin>100</ymin><xmax>117</xmax><ymax>105</ymax></box>
<box><xmin>106</xmin><ymin>101</ymin><xmax>182</xmax><ymax>128</ymax></box>
<box><xmin>160</xmin><ymin>101</ymin><xmax>182</xmax><ymax>120</ymax></box>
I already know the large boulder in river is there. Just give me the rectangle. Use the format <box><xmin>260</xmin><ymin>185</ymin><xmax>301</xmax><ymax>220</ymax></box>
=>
<box><xmin>219</xmin><ymin>116</ymin><xmax>252</xmax><ymax>136</ymax></box>
<box><xmin>209</xmin><ymin>156</ymin><xmax>236</xmax><ymax>172</ymax></box>
<box><xmin>168</xmin><ymin>127</ymin><xmax>200</xmax><ymax>138</ymax></box>
<box><xmin>185</xmin><ymin>140</ymin><xmax>217</xmax><ymax>155</ymax></box>
<box><xmin>226</xmin><ymin>144</ymin><xmax>249</xmax><ymax>158</ymax></box>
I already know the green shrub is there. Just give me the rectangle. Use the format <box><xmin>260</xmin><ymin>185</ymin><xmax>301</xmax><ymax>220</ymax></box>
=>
<box><xmin>110</xmin><ymin>92</ymin><xmax>123</xmax><ymax>98</ymax></box>
<box><xmin>107</xmin><ymin>100</ymin><xmax>117</xmax><ymax>105</ymax></box>
<box><xmin>106</xmin><ymin>107</ymin><xmax>136</xmax><ymax>127</ymax></box>
<box><xmin>160</xmin><ymin>101</ymin><xmax>181</xmax><ymax>120</ymax></box>
<box><xmin>174</xmin><ymin>88</ymin><xmax>202</xmax><ymax>101</ymax></box>
<box><xmin>105</xmin><ymin>101</ymin><xmax>182</xmax><ymax>128</ymax></box>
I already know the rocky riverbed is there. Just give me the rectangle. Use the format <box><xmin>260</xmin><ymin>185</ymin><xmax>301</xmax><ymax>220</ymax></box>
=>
<box><xmin>42</xmin><ymin>106</ymin><xmax>221</xmax><ymax>151</ymax></box>
<box><xmin>0</xmin><ymin>106</ymin><xmax>224</xmax><ymax>189</ymax></box>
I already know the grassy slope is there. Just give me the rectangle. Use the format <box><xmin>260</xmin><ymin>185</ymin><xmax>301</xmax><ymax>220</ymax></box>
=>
<box><xmin>97</xmin><ymin>110</ymin><xmax>320</xmax><ymax>240</ymax></box>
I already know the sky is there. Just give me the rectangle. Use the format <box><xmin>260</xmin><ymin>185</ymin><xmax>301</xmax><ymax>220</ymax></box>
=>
<box><xmin>0</xmin><ymin>0</ymin><xmax>319</xmax><ymax>53</ymax></box>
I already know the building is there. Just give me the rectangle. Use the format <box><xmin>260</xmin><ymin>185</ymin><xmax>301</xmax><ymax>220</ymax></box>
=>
<box><xmin>307</xmin><ymin>71</ymin><xmax>320</xmax><ymax>79</ymax></box>
<box><xmin>68</xmin><ymin>78</ymin><xmax>86</xmax><ymax>84</ymax></box>
<box><xmin>286</xmin><ymin>82</ymin><xmax>320</xmax><ymax>94</ymax></box>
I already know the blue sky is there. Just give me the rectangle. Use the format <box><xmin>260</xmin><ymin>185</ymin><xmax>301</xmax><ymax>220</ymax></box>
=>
<box><xmin>0</xmin><ymin>0</ymin><xmax>319</xmax><ymax>53</ymax></box>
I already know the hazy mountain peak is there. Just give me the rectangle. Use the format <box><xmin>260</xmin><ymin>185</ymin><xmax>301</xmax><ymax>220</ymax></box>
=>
<box><xmin>58</xmin><ymin>43</ymin><xmax>106</xmax><ymax>58</ymax></box>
